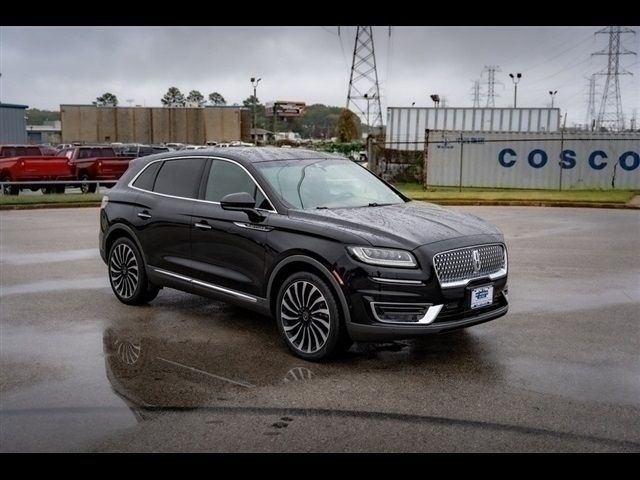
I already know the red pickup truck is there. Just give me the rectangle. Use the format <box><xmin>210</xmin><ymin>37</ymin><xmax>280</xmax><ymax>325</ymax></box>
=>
<box><xmin>0</xmin><ymin>145</ymin><xmax>74</xmax><ymax>195</ymax></box>
<box><xmin>58</xmin><ymin>146</ymin><xmax>134</xmax><ymax>193</ymax></box>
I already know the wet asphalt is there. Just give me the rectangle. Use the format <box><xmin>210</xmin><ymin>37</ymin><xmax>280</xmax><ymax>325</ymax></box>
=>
<box><xmin>0</xmin><ymin>206</ymin><xmax>638</xmax><ymax>452</ymax></box>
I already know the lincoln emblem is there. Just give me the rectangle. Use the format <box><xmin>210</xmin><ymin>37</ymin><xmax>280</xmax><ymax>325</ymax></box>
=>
<box><xmin>472</xmin><ymin>249</ymin><xmax>481</xmax><ymax>273</ymax></box>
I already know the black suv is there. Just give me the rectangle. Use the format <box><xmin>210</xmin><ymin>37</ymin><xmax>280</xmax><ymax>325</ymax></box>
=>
<box><xmin>99</xmin><ymin>148</ymin><xmax>508</xmax><ymax>360</ymax></box>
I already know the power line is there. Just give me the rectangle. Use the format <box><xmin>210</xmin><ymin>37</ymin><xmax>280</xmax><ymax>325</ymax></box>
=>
<box><xmin>521</xmin><ymin>31</ymin><xmax>596</xmax><ymax>75</ymax></box>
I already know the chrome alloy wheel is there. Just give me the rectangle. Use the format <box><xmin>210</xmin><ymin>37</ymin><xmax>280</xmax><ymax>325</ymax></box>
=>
<box><xmin>110</xmin><ymin>243</ymin><xmax>139</xmax><ymax>299</ymax></box>
<box><xmin>280</xmin><ymin>281</ymin><xmax>330</xmax><ymax>354</ymax></box>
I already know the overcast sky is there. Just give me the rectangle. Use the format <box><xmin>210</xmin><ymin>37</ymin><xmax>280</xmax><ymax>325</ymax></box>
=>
<box><xmin>1</xmin><ymin>26</ymin><xmax>638</xmax><ymax>126</ymax></box>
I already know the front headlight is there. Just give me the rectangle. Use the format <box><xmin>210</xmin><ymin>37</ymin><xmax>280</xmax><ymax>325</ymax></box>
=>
<box><xmin>347</xmin><ymin>246</ymin><xmax>418</xmax><ymax>268</ymax></box>
<box><xmin>100</xmin><ymin>195</ymin><xmax>109</xmax><ymax>209</ymax></box>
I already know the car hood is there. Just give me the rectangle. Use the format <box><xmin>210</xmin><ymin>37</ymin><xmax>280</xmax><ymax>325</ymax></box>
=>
<box><xmin>290</xmin><ymin>201</ymin><xmax>503</xmax><ymax>249</ymax></box>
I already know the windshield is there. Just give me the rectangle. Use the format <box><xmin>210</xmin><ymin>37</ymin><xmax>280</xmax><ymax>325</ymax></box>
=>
<box><xmin>255</xmin><ymin>159</ymin><xmax>405</xmax><ymax>209</ymax></box>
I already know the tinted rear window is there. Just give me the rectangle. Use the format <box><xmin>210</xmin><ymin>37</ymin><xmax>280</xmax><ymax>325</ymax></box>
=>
<box><xmin>153</xmin><ymin>158</ymin><xmax>205</xmax><ymax>199</ymax></box>
<box><xmin>78</xmin><ymin>147</ymin><xmax>116</xmax><ymax>158</ymax></box>
<box><xmin>0</xmin><ymin>146</ymin><xmax>41</xmax><ymax>157</ymax></box>
<box><xmin>132</xmin><ymin>162</ymin><xmax>162</xmax><ymax>191</ymax></box>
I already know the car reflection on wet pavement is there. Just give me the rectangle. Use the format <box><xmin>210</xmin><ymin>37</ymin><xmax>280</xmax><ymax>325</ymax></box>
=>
<box><xmin>1</xmin><ymin>207</ymin><xmax>639</xmax><ymax>452</ymax></box>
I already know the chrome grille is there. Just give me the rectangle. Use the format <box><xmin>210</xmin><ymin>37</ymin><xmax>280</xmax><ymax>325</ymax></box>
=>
<box><xmin>433</xmin><ymin>244</ymin><xmax>506</xmax><ymax>287</ymax></box>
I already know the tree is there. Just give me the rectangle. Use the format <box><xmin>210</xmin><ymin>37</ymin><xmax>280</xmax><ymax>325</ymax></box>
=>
<box><xmin>161</xmin><ymin>87</ymin><xmax>186</xmax><ymax>107</ymax></box>
<box><xmin>93</xmin><ymin>92</ymin><xmax>118</xmax><ymax>107</ymax></box>
<box><xmin>336</xmin><ymin>108</ymin><xmax>360</xmax><ymax>142</ymax></box>
<box><xmin>208</xmin><ymin>92</ymin><xmax>226</xmax><ymax>106</ymax></box>
<box><xmin>243</xmin><ymin>95</ymin><xmax>267</xmax><ymax>129</ymax></box>
<box><xmin>26</xmin><ymin>109</ymin><xmax>60</xmax><ymax>125</ymax></box>
<box><xmin>290</xmin><ymin>103</ymin><xmax>343</xmax><ymax>139</ymax></box>
<box><xmin>186</xmin><ymin>90</ymin><xmax>205</xmax><ymax>107</ymax></box>
<box><xmin>242</xmin><ymin>95</ymin><xmax>260</xmax><ymax>108</ymax></box>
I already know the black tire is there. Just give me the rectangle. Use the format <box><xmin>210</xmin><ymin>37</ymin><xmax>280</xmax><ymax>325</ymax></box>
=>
<box><xmin>80</xmin><ymin>174</ymin><xmax>97</xmax><ymax>194</ymax></box>
<box><xmin>108</xmin><ymin>237</ymin><xmax>160</xmax><ymax>306</ymax></box>
<box><xmin>276</xmin><ymin>271</ymin><xmax>352</xmax><ymax>361</ymax></box>
<box><xmin>1</xmin><ymin>176</ymin><xmax>19</xmax><ymax>195</ymax></box>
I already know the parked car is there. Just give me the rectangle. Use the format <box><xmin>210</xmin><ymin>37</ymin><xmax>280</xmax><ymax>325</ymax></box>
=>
<box><xmin>119</xmin><ymin>144</ymin><xmax>170</xmax><ymax>158</ymax></box>
<box><xmin>58</xmin><ymin>146</ymin><xmax>134</xmax><ymax>193</ymax></box>
<box><xmin>0</xmin><ymin>145</ymin><xmax>74</xmax><ymax>195</ymax></box>
<box><xmin>99</xmin><ymin>148</ymin><xmax>508</xmax><ymax>361</ymax></box>
<box><xmin>164</xmin><ymin>143</ymin><xmax>185</xmax><ymax>151</ymax></box>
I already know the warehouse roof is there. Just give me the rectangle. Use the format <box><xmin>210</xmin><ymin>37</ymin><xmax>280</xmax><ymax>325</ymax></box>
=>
<box><xmin>0</xmin><ymin>103</ymin><xmax>29</xmax><ymax>109</ymax></box>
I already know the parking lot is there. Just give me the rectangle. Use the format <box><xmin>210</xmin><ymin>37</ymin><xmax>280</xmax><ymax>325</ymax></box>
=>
<box><xmin>0</xmin><ymin>205</ymin><xmax>639</xmax><ymax>452</ymax></box>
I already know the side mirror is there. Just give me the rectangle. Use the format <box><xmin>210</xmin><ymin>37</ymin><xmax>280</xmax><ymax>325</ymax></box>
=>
<box><xmin>220</xmin><ymin>192</ymin><xmax>265</xmax><ymax>220</ymax></box>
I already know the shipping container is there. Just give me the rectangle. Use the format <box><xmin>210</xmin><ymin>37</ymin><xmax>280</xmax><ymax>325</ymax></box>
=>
<box><xmin>424</xmin><ymin>130</ymin><xmax>640</xmax><ymax>190</ymax></box>
<box><xmin>386</xmin><ymin>107</ymin><xmax>561</xmax><ymax>151</ymax></box>
<box><xmin>0</xmin><ymin>103</ymin><xmax>29</xmax><ymax>144</ymax></box>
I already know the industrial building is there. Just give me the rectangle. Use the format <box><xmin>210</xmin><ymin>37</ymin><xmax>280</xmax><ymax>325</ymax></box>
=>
<box><xmin>27</xmin><ymin>121</ymin><xmax>62</xmax><ymax>145</ymax></box>
<box><xmin>386</xmin><ymin>107</ymin><xmax>561</xmax><ymax>151</ymax></box>
<box><xmin>60</xmin><ymin>105</ymin><xmax>252</xmax><ymax>145</ymax></box>
<box><xmin>0</xmin><ymin>103</ymin><xmax>29</xmax><ymax>143</ymax></box>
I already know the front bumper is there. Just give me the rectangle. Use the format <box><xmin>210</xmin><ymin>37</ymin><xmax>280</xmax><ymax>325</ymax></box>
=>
<box><xmin>345</xmin><ymin>291</ymin><xmax>508</xmax><ymax>341</ymax></box>
<box><xmin>335</xmin><ymin>241</ymin><xmax>509</xmax><ymax>342</ymax></box>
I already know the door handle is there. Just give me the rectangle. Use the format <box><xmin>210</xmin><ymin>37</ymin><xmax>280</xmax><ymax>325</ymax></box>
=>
<box><xmin>137</xmin><ymin>211</ymin><xmax>151</xmax><ymax>220</ymax></box>
<box><xmin>194</xmin><ymin>221</ymin><xmax>212</xmax><ymax>230</ymax></box>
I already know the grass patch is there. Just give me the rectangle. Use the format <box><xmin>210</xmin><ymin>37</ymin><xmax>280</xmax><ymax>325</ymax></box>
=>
<box><xmin>394</xmin><ymin>183</ymin><xmax>638</xmax><ymax>204</ymax></box>
<box><xmin>0</xmin><ymin>192</ymin><xmax>103</xmax><ymax>206</ymax></box>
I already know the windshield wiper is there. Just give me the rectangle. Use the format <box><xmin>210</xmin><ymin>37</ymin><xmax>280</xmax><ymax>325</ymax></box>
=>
<box><xmin>367</xmin><ymin>202</ymin><xmax>393</xmax><ymax>207</ymax></box>
<box><xmin>316</xmin><ymin>206</ymin><xmax>329</xmax><ymax>210</ymax></box>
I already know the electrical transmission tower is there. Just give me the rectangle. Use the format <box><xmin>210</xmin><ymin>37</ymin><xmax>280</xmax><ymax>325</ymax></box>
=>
<box><xmin>482</xmin><ymin>66</ymin><xmax>502</xmax><ymax>107</ymax></box>
<box><xmin>584</xmin><ymin>75</ymin><xmax>598</xmax><ymax>129</ymax></box>
<box><xmin>344</xmin><ymin>26</ymin><xmax>383</xmax><ymax>132</ymax></box>
<box><xmin>470</xmin><ymin>80</ymin><xmax>483</xmax><ymax>107</ymax></box>
<box><xmin>592</xmin><ymin>26</ymin><xmax>636</xmax><ymax>131</ymax></box>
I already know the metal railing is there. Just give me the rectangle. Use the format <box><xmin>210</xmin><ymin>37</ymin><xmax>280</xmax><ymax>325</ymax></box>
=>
<box><xmin>0</xmin><ymin>180</ymin><xmax>109</xmax><ymax>195</ymax></box>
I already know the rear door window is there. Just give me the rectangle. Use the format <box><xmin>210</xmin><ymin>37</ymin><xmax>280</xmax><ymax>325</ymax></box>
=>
<box><xmin>153</xmin><ymin>158</ymin><xmax>206</xmax><ymax>199</ymax></box>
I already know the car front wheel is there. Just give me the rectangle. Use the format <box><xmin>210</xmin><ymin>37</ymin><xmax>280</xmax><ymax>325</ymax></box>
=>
<box><xmin>108</xmin><ymin>237</ymin><xmax>159</xmax><ymax>305</ymax></box>
<box><xmin>276</xmin><ymin>272</ymin><xmax>351</xmax><ymax>361</ymax></box>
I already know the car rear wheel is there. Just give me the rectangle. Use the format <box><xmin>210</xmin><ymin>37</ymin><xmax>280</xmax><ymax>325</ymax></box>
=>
<box><xmin>1</xmin><ymin>176</ymin><xmax>19</xmax><ymax>195</ymax></box>
<box><xmin>80</xmin><ymin>174</ymin><xmax>97</xmax><ymax>194</ymax></box>
<box><xmin>108</xmin><ymin>237</ymin><xmax>159</xmax><ymax>305</ymax></box>
<box><xmin>276</xmin><ymin>272</ymin><xmax>351</xmax><ymax>361</ymax></box>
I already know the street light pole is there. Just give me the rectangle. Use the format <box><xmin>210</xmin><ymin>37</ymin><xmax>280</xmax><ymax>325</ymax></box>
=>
<box><xmin>363</xmin><ymin>93</ymin><xmax>377</xmax><ymax>135</ymax></box>
<box><xmin>250</xmin><ymin>77</ymin><xmax>261</xmax><ymax>141</ymax></box>
<box><xmin>549</xmin><ymin>90</ymin><xmax>558</xmax><ymax>108</ymax></box>
<box><xmin>508</xmin><ymin>73</ymin><xmax>522</xmax><ymax>108</ymax></box>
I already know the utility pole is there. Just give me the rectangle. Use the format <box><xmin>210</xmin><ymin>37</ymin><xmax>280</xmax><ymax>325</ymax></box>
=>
<box><xmin>549</xmin><ymin>90</ymin><xmax>558</xmax><ymax>108</ymax></box>
<box><xmin>585</xmin><ymin>75</ymin><xmax>598</xmax><ymax>129</ymax></box>
<box><xmin>482</xmin><ymin>66</ymin><xmax>502</xmax><ymax>107</ymax></box>
<box><xmin>345</xmin><ymin>26</ymin><xmax>384</xmax><ymax>132</ymax></box>
<box><xmin>250</xmin><ymin>77</ymin><xmax>261</xmax><ymax>140</ymax></box>
<box><xmin>592</xmin><ymin>26</ymin><xmax>636</xmax><ymax>131</ymax></box>
<box><xmin>364</xmin><ymin>93</ymin><xmax>376</xmax><ymax>135</ymax></box>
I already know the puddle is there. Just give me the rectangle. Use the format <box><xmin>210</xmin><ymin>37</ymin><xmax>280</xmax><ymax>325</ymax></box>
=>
<box><xmin>1</xmin><ymin>249</ymin><xmax>99</xmax><ymax>265</ymax></box>
<box><xmin>0</xmin><ymin>324</ymin><xmax>138</xmax><ymax>452</ymax></box>
<box><xmin>1</xmin><ymin>277</ymin><xmax>109</xmax><ymax>296</ymax></box>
